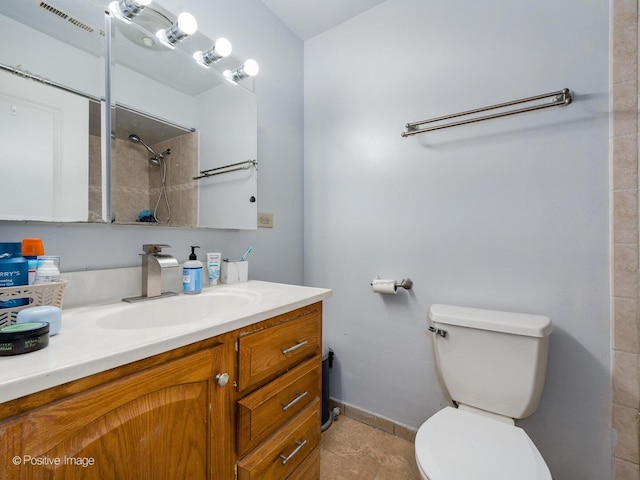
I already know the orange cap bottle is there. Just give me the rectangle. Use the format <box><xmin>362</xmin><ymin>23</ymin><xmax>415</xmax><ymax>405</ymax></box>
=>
<box><xmin>22</xmin><ymin>239</ymin><xmax>45</xmax><ymax>285</ymax></box>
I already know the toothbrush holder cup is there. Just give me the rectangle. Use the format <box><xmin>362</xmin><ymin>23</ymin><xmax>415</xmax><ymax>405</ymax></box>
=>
<box><xmin>221</xmin><ymin>260</ymin><xmax>248</xmax><ymax>284</ymax></box>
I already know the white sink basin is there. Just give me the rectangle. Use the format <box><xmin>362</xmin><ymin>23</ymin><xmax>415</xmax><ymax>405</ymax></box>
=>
<box><xmin>96</xmin><ymin>290</ymin><xmax>262</xmax><ymax>330</ymax></box>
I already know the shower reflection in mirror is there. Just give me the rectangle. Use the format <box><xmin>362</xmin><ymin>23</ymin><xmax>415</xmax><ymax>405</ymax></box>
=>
<box><xmin>110</xmin><ymin>115</ymin><xmax>197</xmax><ymax>227</ymax></box>
<box><xmin>127</xmin><ymin>134</ymin><xmax>171</xmax><ymax>223</ymax></box>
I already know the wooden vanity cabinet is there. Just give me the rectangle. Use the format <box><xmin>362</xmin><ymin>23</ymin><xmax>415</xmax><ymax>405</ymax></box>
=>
<box><xmin>0</xmin><ymin>301</ymin><xmax>324</xmax><ymax>480</ymax></box>
<box><xmin>234</xmin><ymin>302</ymin><xmax>323</xmax><ymax>480</ymax></box>
<box><xmin>0</xmin><ymin>339</ymin><xmax>233</xmax><ymax>480</ymax></box>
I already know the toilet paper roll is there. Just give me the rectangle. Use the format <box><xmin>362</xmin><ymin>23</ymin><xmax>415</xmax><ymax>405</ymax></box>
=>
<box><xmin>371</xmin><ymin>278</ymin><xmax>397</xmax><ymax>295</ymax></box>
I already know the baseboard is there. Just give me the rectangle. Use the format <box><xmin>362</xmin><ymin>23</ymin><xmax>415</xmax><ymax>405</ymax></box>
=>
<box><xmin>328</xmin><ymin>398</ymin><xmax>417</xmax><ymax>443</ymax></box>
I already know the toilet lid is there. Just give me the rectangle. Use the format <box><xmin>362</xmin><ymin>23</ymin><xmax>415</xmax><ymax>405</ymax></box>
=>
<box><xmin>415</xmin><ymin>407</ymin><xmax>551</xmax><ymax>480</ymax></box>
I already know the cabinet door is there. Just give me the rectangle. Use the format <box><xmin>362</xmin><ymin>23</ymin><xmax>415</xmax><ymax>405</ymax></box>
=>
<box><xmin>0</xmin><ymin>345</ymin><xmax>230</xmax><ymax>480</ymax></box>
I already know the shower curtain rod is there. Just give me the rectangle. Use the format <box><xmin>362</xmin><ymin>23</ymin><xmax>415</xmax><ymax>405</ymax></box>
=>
<box><xmin>0</xmin><ymin>62</ymin><xmax>102</xmax><ymax>103</ymax></box>
<box><xmin>401</xmin><ymin>88</ymin><xmax>572</xmax><ymax>137</ymax></box>
<box><xmin>193</xmin><ymin>159</ymin><xmax>257</xmax><ymax>180</ymax></box>
<box><xmin>1</xmin><ymin>63</ymin><xmax>197</xmax><ymax>135</ymax></box>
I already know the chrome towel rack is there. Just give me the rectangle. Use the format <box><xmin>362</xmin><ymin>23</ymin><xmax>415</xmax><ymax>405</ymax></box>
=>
<box><xmin>401</xmin><ymin>88</ymin><xmax>572</xmax><ymax>137</ymax></box>
<box><xmin>193</xmin><ymin>159</ymin><xmax>257</xmax><ymax>180</ymax></box>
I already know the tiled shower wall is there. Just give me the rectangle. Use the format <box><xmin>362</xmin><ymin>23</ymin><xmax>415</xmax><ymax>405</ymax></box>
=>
<box><xmin>612</xmin><ymin>0</ymin><xmax>640</xmax><ymax>478</ymax></box>
<box><xmin>152</xmin><ymin>134</ymin><xmax>198</xmax><ymax>227</ymax></box>
<box><xmin>111</xmin><ymin>132</ymin><xmax>197</xmax><ymax>226</ymax></box>
<box><xmin>88</xmin><ymin>134</ymin><xmax>102</xmax><ymax>222</ymax></box>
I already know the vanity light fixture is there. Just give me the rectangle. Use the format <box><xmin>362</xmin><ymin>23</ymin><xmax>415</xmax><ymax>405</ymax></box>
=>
<box><xmin>108</xmin><ymin>0</ymin><xmax>152</xmax><ymax>23</ymax></box>
<box><xmin>223</xmin><ymin>59</ymin><xmax>259</xmax><ymax>84</ymax></box>
<box><xmin>193</xmin><ymin>38</ymin><xmax>232</xmax><ymax>68</ymax></box>
<box><xmin>156</xmin><ymin>12</ymin><xmax>197</xmax><ymax>48</ymax></box>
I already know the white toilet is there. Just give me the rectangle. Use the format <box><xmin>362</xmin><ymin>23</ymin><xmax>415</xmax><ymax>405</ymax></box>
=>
<box><xmin>415</xmin><ymin>304</ymin><xmax>553</xmax><ymax>480</ymax></box>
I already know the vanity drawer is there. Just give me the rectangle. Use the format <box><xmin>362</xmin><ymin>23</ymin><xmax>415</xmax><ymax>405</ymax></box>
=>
<box><xmin>237</xmin><ymin>399</ymin><xmax>320</xmax><ymax>480</ymax></box>
<box><xmin>238</xmin><ymin>312</ymin><xmax>321</xmax><ymax>392</ymax></box>
<box><xmin>238</xmin><ymin>357</ymin><xmax>321</xmax><ymax>456</ymax></box>
<box><xmin>287</xmin><ymin>446</ymin><xmax>320</xmax><ymax>480</ymax></box>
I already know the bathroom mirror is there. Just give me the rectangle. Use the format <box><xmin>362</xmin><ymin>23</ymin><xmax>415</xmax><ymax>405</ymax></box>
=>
<box><xmin>108</xmin><ymin>1</ymin><xmax>258</xmax><ymax>229</ymax></box>
<box><xmin>0</xmin><ymin>0</ymin><xmax>107</xmax><ymax>223</ymax></box>
<box><xmin>0</xmin><ymin>0</ymin><xmax>257</xmax><ymax>229</ymax></box>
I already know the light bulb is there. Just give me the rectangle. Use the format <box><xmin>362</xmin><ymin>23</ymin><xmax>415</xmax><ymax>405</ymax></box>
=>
<box><xmin>223</xmin><ymin>59</ymin><xmax>260</xmax><ymax>84</ymax></box>
<box><xmin>193</xmin><ymin>38</ymin><xmax>233</xmax><ymax>68</ymax></box>
<box><xmin>223</xmin><ymin>69</ymin><xmax>235</xmax><ymax>84</ymax></box>
<box><xmin>243</xmin><ymin>59</ymin><xmax>259</xmax><ymax>77</ymax></box>
<box><xmin>215</xmin><ymin>38</ymin><xmax>232</xmax><ymax>58</ymax></box>
<box><xmin>109</xmin><ymin>0</ymin><xmax>152</xmax><ymax>23</ymax></box>
<box><xmin>177</xmin><ymin>12</ymin><xmax>197</xmax><ymax>35</ymax></box>
<box><xmin>156</xmin><ymin>12</ymin><xmax>197</xmax><ymax>48</ymax></box>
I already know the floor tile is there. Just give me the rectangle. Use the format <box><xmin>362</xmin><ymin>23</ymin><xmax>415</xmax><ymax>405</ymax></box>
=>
<box><xmin>320</xmin><ymin>416</ymin><xmax>421</xmax><ymax>480</ymax></box>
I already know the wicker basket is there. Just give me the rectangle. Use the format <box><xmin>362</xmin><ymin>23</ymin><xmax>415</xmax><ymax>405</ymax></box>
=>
<box><xmin>0</xmin><ymin>281</ymin><xmax>66</xmax><ymax>328</ymax></box>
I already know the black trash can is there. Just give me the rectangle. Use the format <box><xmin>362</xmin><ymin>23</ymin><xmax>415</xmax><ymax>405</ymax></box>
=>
<box><xmin>321</xmin><ymin>347</ymin><xmax>334</xmax><ymax>431</ymax></box>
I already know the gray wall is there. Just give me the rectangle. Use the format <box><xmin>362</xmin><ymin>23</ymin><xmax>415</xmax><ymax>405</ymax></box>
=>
<box><xmin>0</xmin><ymin>0</ymin><xmax>305</xmax><ymax>285</ymax></box>
<box><xmin>303</xmin><ymin>0</ymin><xmax>611</xmax><ymax>479</ymax></box>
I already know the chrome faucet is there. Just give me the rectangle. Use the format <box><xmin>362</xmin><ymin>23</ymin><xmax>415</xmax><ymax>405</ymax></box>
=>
<box><xmin>123</xmin><ymin>244</ymin><xmax>179</xmax><ymax>303</ymax></box>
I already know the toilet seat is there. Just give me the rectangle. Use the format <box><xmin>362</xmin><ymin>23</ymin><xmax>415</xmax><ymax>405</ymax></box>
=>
<box><xmin>415</xmin><ymin>407</ymin><xmax>551</xmax><ymax>480</ymax></box>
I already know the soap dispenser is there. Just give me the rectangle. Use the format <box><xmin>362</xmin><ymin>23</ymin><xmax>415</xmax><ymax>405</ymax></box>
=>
<box><xmin>183</xmin><ymin>246</ymin><xmax>202</xmax><ymax>295</ymax></box>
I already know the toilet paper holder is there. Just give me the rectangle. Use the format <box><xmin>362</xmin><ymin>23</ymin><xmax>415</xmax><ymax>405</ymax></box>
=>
<box><xmin>370</xmin><ymin>277</ymin><xmax>414</xmax><ymax>290</ymax></box>
<box><xmin>396</xmin><ymin>278</ymin><xmax>413</xmax><ymax>290</ymax></box>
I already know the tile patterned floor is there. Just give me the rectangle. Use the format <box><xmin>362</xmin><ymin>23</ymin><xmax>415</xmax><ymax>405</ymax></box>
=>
<box><xmin>320</xmin><ymin>416</ymin><xmax>421</xmax><ymax>480</ymax></box>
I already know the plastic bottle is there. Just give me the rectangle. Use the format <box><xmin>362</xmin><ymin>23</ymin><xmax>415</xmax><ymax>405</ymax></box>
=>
<box><xmin>34</xmin><ymin>257</ymin><xmax>61</xmax><ymax>284</ymax></box>
<box><xmin>0</xmin><ymin>242</ymin><xmax>28</xmax><ymax>309</ymax></box>
<box><xmin>22</xmin><ymin>238</ymin><xmax>45</xmax><ymax>285</ymax></box>
<box><xmin>183</xmin><ymin>246</ymin><xmax>202</xmax><ymax>295</ymax></box>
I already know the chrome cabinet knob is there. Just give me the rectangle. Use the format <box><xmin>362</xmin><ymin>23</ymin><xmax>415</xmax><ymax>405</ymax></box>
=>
<box><xmin>215</xmin><ymin>373</ymin><xmax>230</xmax><ymax>387</ymax></box>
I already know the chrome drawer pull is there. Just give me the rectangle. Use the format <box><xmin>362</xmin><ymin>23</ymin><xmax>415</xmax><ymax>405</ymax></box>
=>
<box><xmin>281</xmin><ymin>391</ymin><xmax>308</xmax><ymax>411</ymax></box>
<box><xmin>281</xmin><ymin>340</ymin><xmax>308</xmax><ymax>355</ymax></box>
<box><xmin>279</xmin><ymin>440</ymin><xmax>307</xmax><ymax>465</ymax></box>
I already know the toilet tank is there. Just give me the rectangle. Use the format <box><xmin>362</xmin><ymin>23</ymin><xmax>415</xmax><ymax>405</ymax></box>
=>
<box><xmin>429</xmin><ymin>304</ymin><xmax>552</xmax><ymax>419</ymax></box>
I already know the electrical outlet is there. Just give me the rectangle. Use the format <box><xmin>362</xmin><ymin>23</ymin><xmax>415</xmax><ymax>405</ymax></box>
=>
<box><xmin>258</xmin><ymin>212</ymin><xmax>273</xmax><ymax>228</ymax></box>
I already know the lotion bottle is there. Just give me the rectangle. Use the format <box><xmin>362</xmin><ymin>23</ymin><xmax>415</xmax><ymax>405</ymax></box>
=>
<box><xmin>34</xmin><ymin>258</ymin><xmax>61</xmax><ymax>284</ymax></box>
<box><xmin>183</xmin><ymin>246</ymin><xmax>202</xmax><ymax>294</ymax></box>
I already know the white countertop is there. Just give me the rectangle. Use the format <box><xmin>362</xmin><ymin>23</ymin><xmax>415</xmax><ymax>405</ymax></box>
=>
<box><xmin>0</xmin><ymin>281</ymin><xmax>332</xmax><ymax>404</ymax></box>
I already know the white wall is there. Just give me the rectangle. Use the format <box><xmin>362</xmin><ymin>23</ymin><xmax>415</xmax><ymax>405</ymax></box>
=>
<box><xmin>304</xmin><ymin>1</ymin><xmax>611</xmax><ymax>479</ymax></box>
<box><xmin>0</xmin><ymin>0</ymin><xmax>305</xmax><ymax>285</ymax></box>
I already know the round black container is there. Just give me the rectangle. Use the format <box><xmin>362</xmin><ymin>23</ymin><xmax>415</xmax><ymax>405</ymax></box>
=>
<box><xmin>0</xmin><ymin>321</ymin><xmax>50</xmax><ymax>356</ymax></box>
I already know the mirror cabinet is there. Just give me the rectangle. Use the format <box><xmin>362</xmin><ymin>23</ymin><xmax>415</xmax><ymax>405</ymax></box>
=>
<box><xmin>0</xmin><ymin>0</ymin><xmax>258</xmax><ymax>229</ymax></box>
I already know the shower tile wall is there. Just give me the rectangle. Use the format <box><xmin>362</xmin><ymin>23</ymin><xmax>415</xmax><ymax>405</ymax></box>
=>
<box><xmin>88</xmin><ymin>134</ymin><xmax>102</xmax><ymax>222</ymax></box>
<box><xmin>611</xmin><ymin>0</ymin><xmax>640</xmax><ymax>478</ymax></box>
<box><xmin>111</xmin><ymin>138</ymin><xmax>152</xmax><ymax>223</ymax></box>
<box><xmin>152</xmin><ymin>133</ymin><xmax>198</xmax><ymax>227</ymax></box>
<box><xmin>111</xmin><ymin>132</ymin><xmax>197</xmax><ymax>226</ymax></box>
